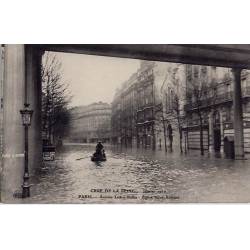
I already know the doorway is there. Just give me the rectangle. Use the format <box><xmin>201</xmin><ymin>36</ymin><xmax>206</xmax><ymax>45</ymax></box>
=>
<box><xmin>214</xmin><ymin>129</ymin><xmax>221</xmax><ymax>152</ymax></box>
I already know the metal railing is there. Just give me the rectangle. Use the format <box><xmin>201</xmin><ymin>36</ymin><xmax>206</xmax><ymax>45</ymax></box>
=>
<box><xmin>185</xmin><ymin>87</ymin><xmax>250</xmax><ymax>111</ymax></box>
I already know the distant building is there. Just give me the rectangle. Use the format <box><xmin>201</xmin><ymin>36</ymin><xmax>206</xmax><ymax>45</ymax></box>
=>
<box><xmin>68</xmin><ymin>102</ymin><xmax>111</xmax><ymax>143</ymax></box>
<box><xmin>111</xmin><ymin>88</ymin><xmax>122</xmax><ymax>145</ymax></box>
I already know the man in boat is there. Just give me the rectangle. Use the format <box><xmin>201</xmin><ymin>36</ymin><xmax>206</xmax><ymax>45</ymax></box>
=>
<box><xmin>96</xmin><ymin>141</ymin><xmax>104</xmax><ymax>156</ymax></box>
<box><xmin>92</xmin><ymin>141</ymin><xmax>106</xmax><ymax>161</ymax></box>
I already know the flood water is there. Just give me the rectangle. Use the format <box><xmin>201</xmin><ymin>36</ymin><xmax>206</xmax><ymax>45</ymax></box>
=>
<box><xmin>22</xmin><ymin>143</ymin><xmax>250</xmax><ymax>203</ymax></box>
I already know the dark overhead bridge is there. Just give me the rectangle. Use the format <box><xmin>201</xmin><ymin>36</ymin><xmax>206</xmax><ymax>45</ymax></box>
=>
<box><xmin>35</xmin><ymin>44</ymin><xmax>250</xmax><ymax>69</ymax></box>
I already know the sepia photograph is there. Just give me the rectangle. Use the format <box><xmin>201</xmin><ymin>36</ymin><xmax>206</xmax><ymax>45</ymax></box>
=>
<box><xmin>1</xmin><ymin>44</ymin><xmax>250</xmax><ymax>203</ymax></box>
<box><xmin>2</xmin><ymin>2</ymin><xmax>250</xmax><ymax>250</ymax></box>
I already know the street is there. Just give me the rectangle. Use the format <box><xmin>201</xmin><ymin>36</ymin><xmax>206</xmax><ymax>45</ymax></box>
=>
<box><xmin>20</xmin><ymin>144</ymin><xmax>250</xmax><ymax>203</ymax></box>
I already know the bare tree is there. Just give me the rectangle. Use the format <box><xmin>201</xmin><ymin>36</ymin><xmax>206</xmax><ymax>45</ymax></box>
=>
<box><xmin>186</xmin><ymin>66</ymin><xmax>221</xmax><ymax>155</ymax></box>
<box><xmin>41</xmin><ymin>52</ymin><xmax>72</xmax><ymax>145</ymax></box>
<box><xmin>159</xmin><ymin>67</ymin><xmax>171</xmax><ymax>153</ymax></box>
<box><xmin>169</xmin><ymin>67</ymin><xmax>187</xmax><ymax>153</ymax></box>
<box><xmin>171</xmin><ymin>94</ymin><xmax>184</xmax><ymax>153</ymax></box>
<box><xmin>186</xmin><ymin>67</ymin><xmax>211</xmax><ymax>156</ymax></box>
<box><xmin>161</xmin><ymin>105</ymin><xmax>168</xmax><ymax>152</ymax></box>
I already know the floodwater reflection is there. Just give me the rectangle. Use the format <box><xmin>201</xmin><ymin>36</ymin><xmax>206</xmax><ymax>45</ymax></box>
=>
<box><xmin>22</xmin><ymin>144</ymin><xmax>250</xmax><ymax>203</ymax></box>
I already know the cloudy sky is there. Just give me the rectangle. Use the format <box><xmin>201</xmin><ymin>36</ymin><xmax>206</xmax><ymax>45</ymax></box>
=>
<box><xmin>54</xmin><ymin>52</ymin><xmax>140</xmax><ymax>107</ymax></box>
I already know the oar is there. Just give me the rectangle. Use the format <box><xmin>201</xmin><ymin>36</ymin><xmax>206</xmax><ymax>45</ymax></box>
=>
<box><xmin>76</xmin><ymin>156</ymin><xmax>90</xmax><ymax>161</ymax></box>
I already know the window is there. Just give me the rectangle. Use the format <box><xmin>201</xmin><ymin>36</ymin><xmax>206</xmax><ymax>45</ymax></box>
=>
<box><xmin>201</xmin><ymin>66</ymin><xmax>207</xmax><ymax>75</ymax></box>
<box><xmin>225</xmin><ymin>108</ymin><xmax>231</xmax><ymax>122</ymax></box>
<box><xmin>226</xmin><ymin>84</ymin><xmax>231</xmax><ymax>99</ymax></box>
<box><xmin>193</xmin><ymin>66</ymin><xmax>199</xmax><ymax>78</ymax></box>
<box><xmin>242</xmin><ymin>78</ymin><xmax>247</xmax><ymax>90</ymax></box>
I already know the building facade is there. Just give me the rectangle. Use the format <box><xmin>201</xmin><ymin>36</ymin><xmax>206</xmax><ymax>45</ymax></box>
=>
<box><xmin>111</xmin><ymin>89</ymin><xmax>122</xmax><ymax>144</ymax></box>
<box><xmin>185</xmin><ymin>65</ymin><xmax>250</xmax><ymax>153</ymax></box>
<box><xmin>135</xmin><ymin>61</ymin><xmax>157</xmax><ymax>149</ymax></box>
<box><xmin>111</xmin><ymin>60</ymin><xmax>250</xmax><ymax>154</ymax></box>
<box><xmin>159</xmin><ymin>63</ymin><xmax>186</xmax><ymax>152</ymax></box>
<box><xmin>68</xmin><ymin>102</ymin><xmax>111</xmax><ymax>143</ymax></box>
<box><xmin>111</xmin><ymin>72</ymin><xmax>137</xmax><ymax>147</ymax></box>
<box><xmin>111</xmin><ymin>60</ymin><xmax>183</xmax><ymax>150</ymax></box>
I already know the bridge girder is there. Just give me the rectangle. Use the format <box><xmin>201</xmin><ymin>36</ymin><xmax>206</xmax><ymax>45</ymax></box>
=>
<box><xmin>33</xmin><ymin>44</ymin><xmax>250</xmax><ymax>69</ymax></box>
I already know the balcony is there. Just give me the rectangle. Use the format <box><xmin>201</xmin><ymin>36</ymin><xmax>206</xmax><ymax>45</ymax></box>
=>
<box><xmin>136</xmin><ymin>103</ymin><xmax>154</xmax><ymax>113</ymax></box>
<box><xmin>243</xmin><ymin>86</ymin><xmax>250</xmax><ymax>96</ymax></box>
<box><xmin>136</xmin><ymin>117</ymin><xmax>155</xmax><ymax>125</ymax></box>
<box><xmin>184</xmin><ymin>86</ymin><xmax>250</xmax><ymax>111</ymax></box>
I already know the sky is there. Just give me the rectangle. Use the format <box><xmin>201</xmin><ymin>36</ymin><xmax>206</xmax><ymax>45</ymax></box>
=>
<box><xmin>54</xmin><ymin>52</ymin><xmax>141</xmax><ymax>107</ymax></box>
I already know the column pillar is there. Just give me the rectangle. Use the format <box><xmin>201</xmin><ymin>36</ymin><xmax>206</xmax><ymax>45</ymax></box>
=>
<box><xmin>25</xmin><ymin>46</ymin><xmax>43</xmax><ymax>175</ymax></box>
<box><xmin>0</xmin><ymin>45</ymin><xmax>4</xmax><ymax>157</ymax></box>
<box><xmin>232</xmin><ymin>68</ymin><xmax>244</xmax><ymax>159</ymax></box>
<box><xmin>2</xmin><ymin>45</ymin><xmax>25</xmax><ymax>201</ymax></box>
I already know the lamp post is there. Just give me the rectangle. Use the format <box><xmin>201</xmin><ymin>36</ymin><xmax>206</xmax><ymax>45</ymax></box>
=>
<box><xmin>20</xmin><ymin>103</ymin><xmax>33</xmax><ymax>198</ymax></box>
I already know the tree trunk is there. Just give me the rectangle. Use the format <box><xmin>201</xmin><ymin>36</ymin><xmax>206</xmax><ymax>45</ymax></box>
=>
<box><xmin>152</xmin><ymin>125</ymin><xmax>156</xmax><ymax>151</ymax></box>
<box><xmin>169</xmin><ymin>136</ymin><xmax>173</xmax><ymax>152</ymax></box>
<box><xmin>184</xmin><ymin>130</ymin><xmax>187</xmax><ymax>154</ymax></box>
<box><xmin>177</xmin><ymin>115</ymin><xmax>183</xmax><ymax>154</ymax></box>
<box><xmin>48</xmin><ymin>120</ymin><xmax>52</xmax><ymax>144</ymax></box>
<box><xmin>162</xmin><ymin>117</ymin><xmax>167</xmax><ymax>152</ymax></box>
<box><xmin>125</xmin><ymin>128</ymin><xmax>127</xmax><ymax>148</ymax></box>
<box><xmin>179</xmin><ymin>127</ymin><xmax>183</xmax><ymax>154</ymax></box>
<box><xmin>199</xmin><ymin>114</ymin><xmax>204</xmax><ymax>156</ymax></box>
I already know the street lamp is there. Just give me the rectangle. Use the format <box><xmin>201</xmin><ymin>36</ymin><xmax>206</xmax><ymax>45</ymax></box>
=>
<box><xmin>20</xmin><ymin>103</ymin><xmax>33</xmax><ymax>198</ymax></box>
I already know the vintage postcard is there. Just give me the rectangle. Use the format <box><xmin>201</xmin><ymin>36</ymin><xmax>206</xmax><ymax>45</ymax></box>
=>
<box><xmin>1</xmin><ymin>44</ymin><xmax>250</xmax><ymax>203</ymax></box>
